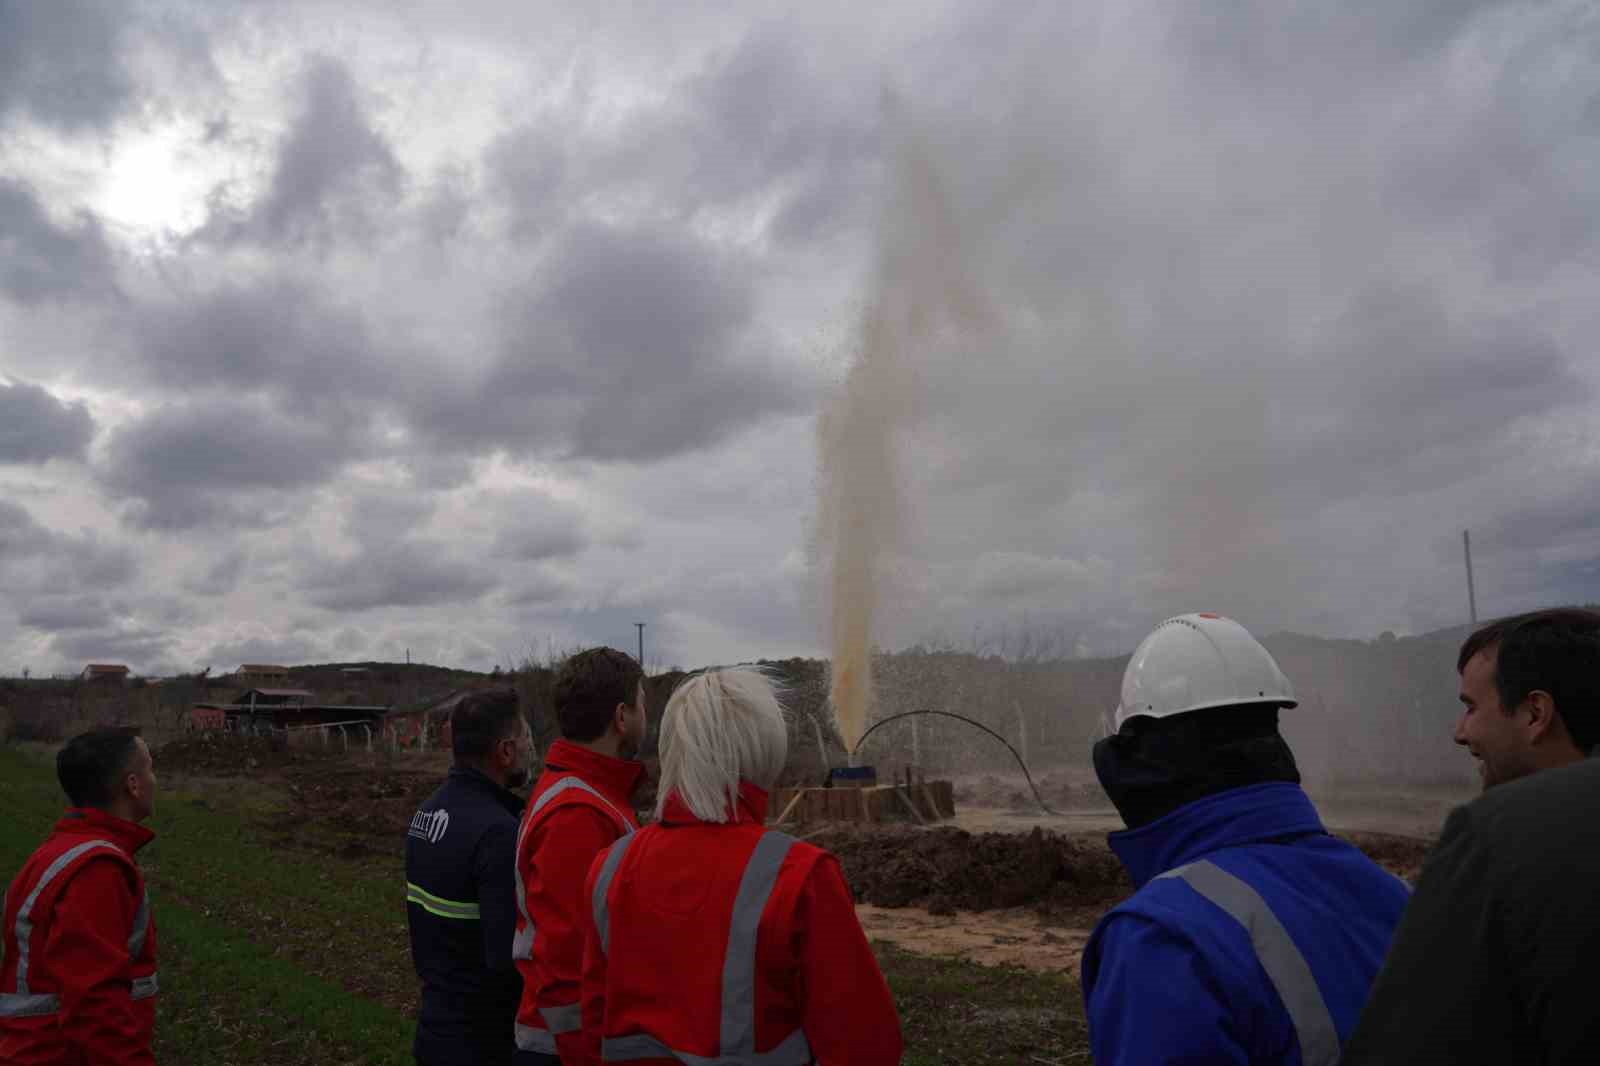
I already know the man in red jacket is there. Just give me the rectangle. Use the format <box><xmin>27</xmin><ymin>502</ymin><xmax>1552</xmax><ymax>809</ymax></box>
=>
<box><xmin>512</xmin><ymin>647</ymin><xmax>648</xmax><ymax>1065</ymax></box>
<box><xmin>1</xmin><ymin>727</ymin><xmax>160</xmax><ymax>1066</ymax></box>
<box><xmin>578</xmin><ymin>667</ymin><xmax>903</xmax><ymax>1066</ymax></box>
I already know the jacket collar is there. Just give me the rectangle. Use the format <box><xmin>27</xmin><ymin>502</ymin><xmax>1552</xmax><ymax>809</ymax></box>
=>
<box><xmin>56</xmin><ymin>807</ymin><xmax>156</xmax><ymax>854</ymax></box>
<box><xmin>447</xmin><ymin>765</ymin><xmax>525</xmax><ymax>816</ymax></box>
<box><xmin>659</xmin><ymin>781</ymin><xmax>769</xmax><ymax>827</ymax></box>
<box><xmin>1107</xmin><ymin>781</ymin><xmax>1326</xmax><ymax>888</ymax></box>
<box><xmin>543</xmin><ymin>739</ymin><xmax>647</xmax><ymax>801</ymax></box>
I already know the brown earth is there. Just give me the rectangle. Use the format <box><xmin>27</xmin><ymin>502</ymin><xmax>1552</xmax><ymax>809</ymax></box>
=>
<box><xmin>152</xmin><ymin>734</ymin><xmax>1434</xmax><ymax>982</ymax></box>
<box><xmin>810</xmin><ymin>822</ymin><xmax>1430</xmax><ymax>915</ymax></box>
<box><xmin>811</xmin><ymin>824</ymin><xmax>1130</xmax><ymax>914</ymax></box>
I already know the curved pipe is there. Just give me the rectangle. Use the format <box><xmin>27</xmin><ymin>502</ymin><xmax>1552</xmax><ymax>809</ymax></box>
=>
<box><xmin>849</xmin><ymin>708</ymin><xmax>1061</xmax><ymax>817</ymax></box>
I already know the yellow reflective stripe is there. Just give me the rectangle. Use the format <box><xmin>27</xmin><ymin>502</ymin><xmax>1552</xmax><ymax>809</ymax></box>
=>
<box><xmin>405</xmin><ymin>882</ymin><xmax>481</xmax><ymax>920</ymax></box>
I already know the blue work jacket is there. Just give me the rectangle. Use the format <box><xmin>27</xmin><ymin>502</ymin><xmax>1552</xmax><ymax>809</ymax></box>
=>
<box><xmin>1081</xmin><ymin>782</ymin><xmax>1408</xmax><ymax>1066</ymax></box>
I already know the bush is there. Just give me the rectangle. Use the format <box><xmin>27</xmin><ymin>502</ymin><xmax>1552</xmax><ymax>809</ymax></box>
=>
<box><xmin>7</xmin><ymin>702</ymin><xmax>66</xmax><ymax>743</ymax></box>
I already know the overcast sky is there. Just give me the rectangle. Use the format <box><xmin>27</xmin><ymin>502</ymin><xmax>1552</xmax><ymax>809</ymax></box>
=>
<box><xmin>2</xmin><ymin>0</ymin><xmax>1597</xmax><ymax>678</ymax></box>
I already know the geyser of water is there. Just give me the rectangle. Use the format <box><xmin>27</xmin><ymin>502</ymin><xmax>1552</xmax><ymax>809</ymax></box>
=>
<box><xmin>817</xmin><ymin>125</ymin><xmax>987</xmax><ymax>754</ymax></box>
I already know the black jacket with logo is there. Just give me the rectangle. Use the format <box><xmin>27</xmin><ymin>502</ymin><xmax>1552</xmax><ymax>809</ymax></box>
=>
<box><xmin>1344</xmin><ymin>755</ymin><xmax>1600</xmax><ymax>1065</ymax></box>
<box><xmin>405</xmin><ymin>766</ymin><xmax>524</xmax><ymax>1066</ymax></box>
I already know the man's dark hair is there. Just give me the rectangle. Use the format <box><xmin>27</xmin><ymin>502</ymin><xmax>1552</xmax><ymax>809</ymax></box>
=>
<box><xmin>552</xmin><ymin>647</ymin><xmax>643</xmax><ymax>742</ymax></box>
<box><xmin>451</xmin><ymin>688</ymin><xmax>524</xmax><ymax>763</ymax></box>
<box><xmin>57</xmin><ymin>727</ymin><xmax>143</xmax><ymax>808</ymax></box>
<box><xmin>1457</xmin><ymin>607</ymin><xmax>1600</xmax><ymax>751</ymax></box>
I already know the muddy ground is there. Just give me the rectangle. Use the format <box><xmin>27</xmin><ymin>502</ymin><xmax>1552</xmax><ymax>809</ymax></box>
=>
<box><xmin>154</xmin><ymin>734</ymin><xmax>1438</xmax><ymax>975</ymax></box>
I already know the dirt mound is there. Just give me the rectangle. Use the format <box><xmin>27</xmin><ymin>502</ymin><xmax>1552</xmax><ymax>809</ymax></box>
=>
<box><xmin>810</xmin><ymin>825</ymin><xmax>1130</xmax><ymax>913</ymax></box>
<box><xmin>155</xmin><ymin>733</ymin><xmax>309</xmax><ymax>775</ymax></box>
<box><xmin>954</xmin><ymin>772</ymin><xmax>1104</xmax><ymax>811</ymax></box>
<box><xmin>1338</xmin><ymin>831</ymin><xmax>1430</xmax><ymax>882</ymax></box>
<box><xmin>812</xmin><ymin>824</ymin><xmax>1431</xmax><ymax>914</ymax></box>
<box><xmin>263</xmin><ymin>764</ymin><xmax>445</xmax><ymax>850</ymax></box>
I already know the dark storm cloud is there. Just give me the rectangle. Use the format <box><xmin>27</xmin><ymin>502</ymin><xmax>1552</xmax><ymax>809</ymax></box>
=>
<box><xmin>0</xmin><ymin>380</ymin><xmax>95</xmax><ymax>463</ymax></box>
<box><xmin>213</xmin><ymin>55</ymin><xmax>402</xmax><ymax>248</ymax></box>
<box><xmin>98</xmin><ymin>398</ymin><xmax>366</xmax><ymax>530</ymax></box>
<box><xmin>0</xmin><ymin>0</ymin><xmax>134</xmax><ymax>132</ymax></box>
<box><xmin>0</xmin><ymin>179</ymin><xmax>119</xmax><ymax>304</ymax></box>
<box><xmin>417</xmin><ymin>219</ymin><xmax>806</xmax><ymax>461</ymax></box>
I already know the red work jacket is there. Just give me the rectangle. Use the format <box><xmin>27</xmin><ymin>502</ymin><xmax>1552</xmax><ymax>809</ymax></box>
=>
<box><xmin>0</xmin><ymin>809</ymin><xmax>158</xmax><ymax>1066</ymax></box>
<box><xmin>577</xmin><ymin>783</ymin><xmax>903</xmax><ymax>1066</ymax></box>
<box><xmin>514</xmin><ymin>741</ymin><xmax>645</xmax><ymax>1061</ymax></box>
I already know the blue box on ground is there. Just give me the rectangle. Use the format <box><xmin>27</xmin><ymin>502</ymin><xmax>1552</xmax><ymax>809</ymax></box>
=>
<box><xmin>828</xmin><ymin>765</ymin><xmax>877</xmax><ymax>787</ymax></box>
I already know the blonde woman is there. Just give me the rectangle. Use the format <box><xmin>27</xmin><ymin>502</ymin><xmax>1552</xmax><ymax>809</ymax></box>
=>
<box><xmin>576</xmin><ymin>667</ymin><xmax>902</xmax><ymax>1065</ymax></box>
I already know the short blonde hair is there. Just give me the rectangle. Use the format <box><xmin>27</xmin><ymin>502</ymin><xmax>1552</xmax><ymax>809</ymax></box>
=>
<box><xmin>655</xmin><ymin>667</ymin><xmax>789</xmax><ymax>823</ymax></box>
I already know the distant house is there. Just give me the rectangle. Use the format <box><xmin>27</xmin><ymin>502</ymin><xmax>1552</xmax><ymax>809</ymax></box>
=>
<box><xmin>237</xmin><ymin>688</ymin><xmax>315</xmax><ymax>707</ymax></box>
<box><xmin>386</xmin><ymin>689</ymin><xmax>472</xmax><ymax>749</ymax></box>
<box><xmin>81</xmin><ymin>664</ymin><xmax>130</xmax><ymax>683</ymax></box>
<box><xmin>235</xmin><ymin>664</ymin><xmax>290</xmax><ymax>683</ymax></box>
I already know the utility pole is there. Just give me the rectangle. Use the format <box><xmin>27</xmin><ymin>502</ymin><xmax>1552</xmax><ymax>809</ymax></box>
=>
<box><xmin>634</xmin><ymin>623</ymin><xmax>645</xmax><ymax>668</ymax></box>
<box><xmin>1463</xmin><ymin>530</ymin><xmax>1478</xmax><ymax>625</ymax></box>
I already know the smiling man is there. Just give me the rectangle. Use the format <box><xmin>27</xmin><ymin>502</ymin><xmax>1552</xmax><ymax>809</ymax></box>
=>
<box><xmin>1343</xmin><ymin>607</ymin><xmax>1600</xmax><ymax>1064</ymax></box>
<box><xmin>1453</xmin><ymin>607</ymin><xmax>1600</xmax><ymax>789</ymax></box>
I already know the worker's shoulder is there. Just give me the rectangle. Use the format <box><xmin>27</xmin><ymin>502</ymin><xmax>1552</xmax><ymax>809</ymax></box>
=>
<box><xmin>1469</xmin><ymin>758</ymin><xmax>1600</xmax><ymax>835</ymax></box>
<box><xmin>769</xmin><ymin>831</ymin><xmax>839</xmax><ymax>877</ymax></box>
<box><xmin>420</xmin><ymin>772</ymin><xmax>517</xmax><ymax>834</ymax></box>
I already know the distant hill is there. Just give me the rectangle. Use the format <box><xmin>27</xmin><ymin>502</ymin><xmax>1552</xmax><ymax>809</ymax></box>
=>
<box><xmin>1</xmin><ymin>619</ymin><xmax>1526</xmax><ymax>788</ymax></box>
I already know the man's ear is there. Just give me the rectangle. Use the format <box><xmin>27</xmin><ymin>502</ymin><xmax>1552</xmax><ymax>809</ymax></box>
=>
<box><xmin>613</xmin><ymin>701</ymin><xmax>630</xmax><ymax>735</ymax></box>
<box><xmin>1523</xmin><ymin>690</ymin><xmax>1565</xmax><ymax>743</ymax></box>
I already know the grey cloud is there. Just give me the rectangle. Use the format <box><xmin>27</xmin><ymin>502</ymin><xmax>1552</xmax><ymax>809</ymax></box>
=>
<box><xmin>493</xmin><ymin>508</ymin><xmax>587</xmax><ymax>562</ymax></box>
<box><xmin>216</xmin><ymin>55</ymin><xmax>402</xmax><ymax>247</ymax></box>
<box><xmin>131</xmin><ymin>279</ymin><xmax>389</xmax><ymax>412</ymax></box>
<box><xmin>418</xmin><ymin>219</ymin><xmax>806</xmax><ymax>461</ymax></box>
<box><xmin>503</xmin><ymin>570</ymin><xmax>570</xmax><ymax>607</ymax></box>
<box><xmin>486</xmin><ymin>21</ymin><xmax>878</xmax><ymax>249</ymax></box>
<box><xmin>17</xmin><ymin>595</ymin><xmax>112</xmax><ymax>632</ymax></box>
<box><xmin>300</xmin><ymin>542</ymin><xmax>496</xmax><ymax>612</ymax></box>
<box><xmin>98</xmin><ymin>398</ymin><xmax>366</xmax><ymax>530</ymax></box>
<box><xmin>0</xmin><ymin>179</ymin><xmax>119</xmax><ymax>304</ymax></box>
<box><xmin>0</xmin><ymin>0</ymin><xmax>134</xmax><ymax>132</ymax></box>
<box><xmin>202</xmin><ymin>633</ymin><xmax>323</xmax><ymax>671</ymax></box>
<box><xmin>0</xmin><ymin>500</ymin><xmax>134</xmax><ymax>586</ymax></box>
<box><xmin>0</xmin><ymin>499</ymin><xmax>55</xmax><ymax>557</ymax></box>
<box><xmin>0</xmin><ymin>380</ymin><xmax>95</xmax><ymax>464</ymax></box>
<box><xmin>48</xmin><ymin>627</ymin><xmax>175</xmax><ymax>672</ymax></box>
<box><xmin>487</xmin><ymin>126</ymin><xmax>568</xmax><ymax>242</ymax></box>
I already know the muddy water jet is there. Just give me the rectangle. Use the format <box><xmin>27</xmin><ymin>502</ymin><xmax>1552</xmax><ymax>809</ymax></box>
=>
<box><xmin>815</xmin><ymin>122</ymin><xmax>988</xmax><ymax>752</ymax></box>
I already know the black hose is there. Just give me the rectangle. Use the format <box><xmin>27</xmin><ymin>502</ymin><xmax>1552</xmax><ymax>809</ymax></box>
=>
<box><xmin>849</xmin><ymin>708</ymin><xmax>1062</xmax><ymax>817</ymax></box>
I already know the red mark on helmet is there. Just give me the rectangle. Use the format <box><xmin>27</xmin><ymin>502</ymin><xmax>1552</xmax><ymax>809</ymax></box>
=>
<box><xmin>1198</xmin><ymin>612</ymin><xmax>1221</xmax><ymax>619</ymax></box>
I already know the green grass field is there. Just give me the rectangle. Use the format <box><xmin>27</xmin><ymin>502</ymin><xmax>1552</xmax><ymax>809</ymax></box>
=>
<box><xmin>0</xmin><ymin>746</ymin><xmax>1090</xmax><ymax>1065</ymax></box>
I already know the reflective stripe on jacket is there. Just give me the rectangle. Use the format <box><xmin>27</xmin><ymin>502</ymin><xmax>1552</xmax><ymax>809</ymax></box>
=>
<box><xmin>576</xmin><ymin>782</ymin><xmax>903</xmax><ymax>1066</ymax></box>
<box><xmin>513</xmin><ymin>741</ymin><xmax>643</xmax><ymax>1060</ymax></box>
<box><xmin>1081</xmin><ymin>782</ymin><xmax>1410</xmax><ymax>1066</ymax></box>
<box><xmin>405</xmin><ymin>766</ymin><xmax>525</xmax><ymax>1066</ymax></box>
<box><xmin>0</xmin><ymin>808</ymin><xmax>158</xmax><ymax>1066</ymax></box>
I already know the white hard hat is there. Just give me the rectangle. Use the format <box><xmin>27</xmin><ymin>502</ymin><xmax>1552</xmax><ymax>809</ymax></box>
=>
<box><xmin>1110</xmin><ymin>613</ymin><xmax>1297</xmax><ymax>733</ymax></box>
